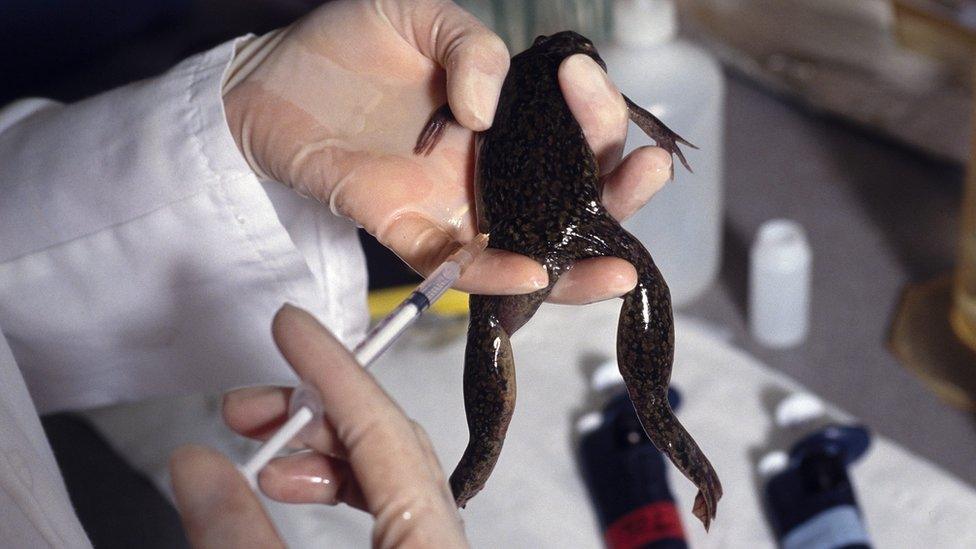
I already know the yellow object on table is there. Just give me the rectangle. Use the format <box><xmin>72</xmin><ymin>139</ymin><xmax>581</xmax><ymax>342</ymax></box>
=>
<box><xmin>368</xmin><ymin>285</ymin><xmax>470</xmax><ymax>319</ymax></box>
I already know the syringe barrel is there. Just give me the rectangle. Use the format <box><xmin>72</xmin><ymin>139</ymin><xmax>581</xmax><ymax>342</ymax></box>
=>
<box><xmin>416</xmin><ymin>261</ymin><xmax>461</xmax><ymax>304</ymax></box>
<box><xmin>354</xmin><ymin>300</ymin><xmax>421</xmax><ymax>367</ymax></box>
<box><xmin>288</xmin><ymin>382</ymin><xmax>325</xmax><ymax>441</ymax></box>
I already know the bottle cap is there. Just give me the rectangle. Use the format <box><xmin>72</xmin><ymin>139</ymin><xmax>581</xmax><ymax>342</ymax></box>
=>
<box><xmin>775</xmin><ymin>392</ymin><xmax>826</xmax><ymax>429</ymax></box>
<box><xmin>749</xmin><ymin>219</ymin><xmax>812</xmax><ymax>348</ymax></box>
<box><xmin>575</xmin><ymin>411</ymin><xmax>604</xmax><ymax>434</ymax></box>
<box><xmin>612</xmin><ymin>0</ymin><xmax>677</xmax><ymax>47</ymax></box>
<box><xmin>757</xmin><ymin>450</ymin><xmax>790</xmax><ymax>477</ymax></box>
<box><xmin>791</xmin><ymin>425</ymin><xmax>872</xmax><ymax>467</ymax></box>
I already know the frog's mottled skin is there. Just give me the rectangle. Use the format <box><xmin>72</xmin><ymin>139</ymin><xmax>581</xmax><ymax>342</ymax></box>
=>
<box><xmin>415</xmin><ymin>31</ymin><xmax>722</xmax><ymax>529</ymax></box>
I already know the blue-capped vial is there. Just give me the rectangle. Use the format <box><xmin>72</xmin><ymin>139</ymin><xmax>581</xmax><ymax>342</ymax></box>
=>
<box><xmin>760</xmin><ymin>424</ymin><xmax>873</xmax><ymax>549</ymax></box>
<box><xmin>576</xmin><ymin>360</ymin><xmax>686</xmax><ymax>549</ymax></box>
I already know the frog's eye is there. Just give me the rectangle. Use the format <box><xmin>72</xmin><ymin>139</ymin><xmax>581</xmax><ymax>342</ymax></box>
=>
<box><xmin>533</xmin><ymin>35</ymin><xmax>549</xmax><ymax>46</ymax></box>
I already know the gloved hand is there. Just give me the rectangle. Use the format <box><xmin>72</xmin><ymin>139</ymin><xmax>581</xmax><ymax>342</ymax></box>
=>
<box><xmin>222</xmin><ymin>0</ymin><xmax>672</xmax><ymax>304</ymax></box>
<box><xmin>170</xmin><ymin>304</ymin><xmax>468</xmax><ymax>549</ymax></box>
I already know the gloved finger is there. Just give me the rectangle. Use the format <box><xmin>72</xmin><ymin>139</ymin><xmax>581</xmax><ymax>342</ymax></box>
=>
<box><xmin>258</xmin><ymin>451</ymin><xmax>367</xmax><ymax>510</ymax></box>
<box><xmin>252</xmin><ymin>427</ymin><xmax>447</xmax><ymax>514</ymax></box>
<box><xmin>170</xmin><ymin>445</ymin><xmax>285</xmax><ymax>549</ymax></box>
<box><xmin>222</xmin><ymin>386</ymin><xmax>347</xmax><ymax>458</ymax></box>
<box><xmin>382</xmin><ymin>0</ymin><xmax>509</xmax><ymax>130</ymax></box>
<box><xmin>547</xmin><ymin>257</ymin><xmax>638</xmax><ymax>305</ymax></box>
<box><xmin>560</xmin><ymin>54</ymin><xmax>629</xmax><ymax>175</ymax></box>
<box><xmin>271</xmin><ymin>305</ymin><xmax>467</xmax><ymax>547</ymax></box>
<box><xmin>409</xmin><ymin>420</ymin><xmax>451</xmax><ymax>493</ymax></box>
<box><xmin>221</xmin><ymin>386</ymin><xmax>292</xmax><ymax>440</ymax></box>
<box><xmin>601</xmin><ymin>145</ymin><xmax>672</xmax><ymax>222</ymax></box>
<box><xmin>405</xmin><ymin>420</ymin><xmax>458</xmax><ymax>512</ymax></box>
<box><xmin>374</xmin><ymin>212</ymin><xmax>548</xmax><ymax>295</ymax></box>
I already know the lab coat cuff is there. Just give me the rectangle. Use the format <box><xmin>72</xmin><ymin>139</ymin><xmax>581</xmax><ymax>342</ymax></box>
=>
<box><xmin>181</xmin><ymin>36</ymin><xmax>258</xmax><ymax>185</ymax></box>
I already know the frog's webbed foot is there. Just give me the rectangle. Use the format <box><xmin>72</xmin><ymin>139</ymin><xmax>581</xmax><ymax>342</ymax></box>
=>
<box><xmin>414</xmin><ymin>104</ymin><xmax>455</xmax><ymax>156</ymax></box>
<box><xmin>452</xmin><ymin>288</ymin><xmax>551</xmax><ymax>507</ymax></box>
<box><xmin>623</xmin><ymin>94</ymin><xmax>696</xmax><ymax>177</ymax></box>
<box><xmin>692</xmin><ymin>462</ymin><xmax>723</xmax><ymax>531</ymax></box>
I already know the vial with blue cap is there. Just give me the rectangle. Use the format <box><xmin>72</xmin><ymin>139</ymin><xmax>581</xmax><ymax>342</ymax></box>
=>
<box><xmin>576</xmin><ymin>359</ymin><xmax>687</xmax><ymax>549</ymax></box>
<box><xmin>757</xmin><ymin>394</ymin><xmax>873</xmax><ymax>549</ymax></box>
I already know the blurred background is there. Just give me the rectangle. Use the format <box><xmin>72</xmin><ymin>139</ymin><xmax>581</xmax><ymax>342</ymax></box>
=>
<box><xmin>4</xmin><ymin>0</ymin><xmax>975</xmax><ymax>547</ymax></box>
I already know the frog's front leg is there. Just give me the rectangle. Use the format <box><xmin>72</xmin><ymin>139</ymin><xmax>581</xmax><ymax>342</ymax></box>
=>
<box><xmin>623</xmin><ymin>94</ymin><xmax>696</xmax><ymax>176</ymax></box>
<box><xmin>451</xmin><ymin>289</ymin><xmax>551</xmax><ymax>506</ymax></box>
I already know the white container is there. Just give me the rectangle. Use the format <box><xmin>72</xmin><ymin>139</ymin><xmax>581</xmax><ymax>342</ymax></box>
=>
<box><xmin>599</xmin><ymin>0</ymin><xmax>726</xmax><ymax>307</ymax></box>
<box><xmin>749</xmin><ymin>219</ymin><xmax>813</xmax><ymax>348</ymax></box>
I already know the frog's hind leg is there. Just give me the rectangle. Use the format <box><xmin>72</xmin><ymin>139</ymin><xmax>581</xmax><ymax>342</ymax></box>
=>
<box><xmin>606</xmin><ymin>225</ymin><xmax>723</xmax><ymax>529</ymax></box>
<box><xmin>414</xmin><ymin>104</ymin><xmax>455</xmax><ymax>155</ymax></box>
<box><xmin>623</xmin><ymin>94</ymin><xmax>696</xmax><ymax>176</ymax></box>
<box><xmin>451</xmin><ymin>287</ymin><xmax>553</xmax><ymax>507</ymax></box>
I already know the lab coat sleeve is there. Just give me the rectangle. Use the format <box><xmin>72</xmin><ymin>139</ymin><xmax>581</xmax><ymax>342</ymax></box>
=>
<box><xmin>0</xmin><ymin>38</ymin><xmax>369</xmax><ymax>413</ymax></box>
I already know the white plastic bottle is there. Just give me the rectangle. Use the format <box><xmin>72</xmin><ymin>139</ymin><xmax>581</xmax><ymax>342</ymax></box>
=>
<box><xmin>599</xmin><ymin>0</ymin><xmax>725</xmax><ymax>307</ymax></box>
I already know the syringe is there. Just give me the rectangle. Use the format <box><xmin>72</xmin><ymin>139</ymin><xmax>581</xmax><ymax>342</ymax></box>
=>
<box><xmin>239</xmin><ymin>234</ymin><xmax>489</xmax><ymax>485</ymax></box>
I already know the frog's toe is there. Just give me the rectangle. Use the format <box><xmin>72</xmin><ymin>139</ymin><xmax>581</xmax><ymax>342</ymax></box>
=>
<box><xmin>450</xmin><ymin>475</ymin><xmax>476</xmax><ymax>509</ymax></box>
<box><xmin>414</xmin><ymin>104</ymin><xmax>455</xmax><ymax>156</ymax></box>
<box><xmin>692</xmin><ymin>465</ymin><xmax>723</xmax><ymax>531</ymax></box>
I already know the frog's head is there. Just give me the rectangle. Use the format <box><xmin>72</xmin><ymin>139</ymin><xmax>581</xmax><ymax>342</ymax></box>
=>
<box><xmin>531</xmin><ymin>31</ymin><xmax>606</xmax><ymax>71</ymax></box>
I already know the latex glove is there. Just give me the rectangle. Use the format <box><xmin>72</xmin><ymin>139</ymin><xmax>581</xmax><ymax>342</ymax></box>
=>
<box><xmin>170</xmin><ymin>304</ymin><xmax>467</xmax><ymax>549</ymax></box>
<box><xmin>223</xmin><ymin>0</ymin><xmax>673</xmax><ymax>304</ymax></box>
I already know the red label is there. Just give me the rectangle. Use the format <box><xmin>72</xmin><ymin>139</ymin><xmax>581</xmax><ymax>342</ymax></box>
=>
<box><xmin>605</xmin><ymin>502</ymin><xmax>685</xmax><ymax>549</ymax></box>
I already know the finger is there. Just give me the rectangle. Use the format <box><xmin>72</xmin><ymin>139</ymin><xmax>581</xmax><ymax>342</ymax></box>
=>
<box><xmin>258</xmin><ymin>451</ymin><xmax>367</xmax><ymax>510</ymax></box>
<box><xmin>383</xmin><ymin>0</ymin><xmax>509</xmax><ymax>130</ymax></box>
<box><xmin>222</xmin><ymin>386</ymin><xmax>292</xmax><ymax>440</ymax></box>
<box><xmin>601</xmin><ymin>146</ymin><xmax>672</xmax><ymax>221</ymax></box>
<box><xmin>170</xmin><ymin>445</ymin><xmax>284</xmax><ymax>549</ymax></box>
<box><xmin>409</xmin><ymin>421</ymin><xmax>456</xmax><ymax>509</ymax></box>
<box><xmin>409</xmin><ymin>421</ymin><xmax>448</xmax><ymax>483</ymax></box>
<box><xmin>559</xmin><ymin>54</ymin><xmax>628</xmax><ymax>174</ymax></box>
<box><xmin>455</xmin><ymin>248</ymin><xmax>548</xmax><ymax>294</ymax></box>
<box><xmin>222</xmin><ymin>386</ymin><xmax>347</xmax><ymax>458</ymax></box>
<box><xmin>547</xmin><ymin>257</ymin><xmax>638</xmax><ymax>304</ymax></box>
<box><xmin>376</xmin><ymin>213</ymin><xmax>548</xmax><ymax>294</ymax></box>
<box><xmin>271</xmin><ymin>305</ymin><xmax>466</xmax><ymax>547</ymax></box>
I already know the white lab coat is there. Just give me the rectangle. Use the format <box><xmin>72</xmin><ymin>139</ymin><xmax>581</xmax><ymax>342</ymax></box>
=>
<box><xmin>0</xmin><ymin>38</ymin><xmax>368</xmax><ymax>546</ymax></box>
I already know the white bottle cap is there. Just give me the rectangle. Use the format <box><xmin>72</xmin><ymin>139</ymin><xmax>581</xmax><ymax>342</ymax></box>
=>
<box><xmin>749</xmin><ymin>219</ymin><xmax>812</xmax><ymax>348</ymax></box>
<box><xmin>575</xmin><ymin>411</ymin><xmax>605</xmax><ymax>434</ymax></box>
<box><xmin>757</xmin><ymin>450</ymin><xmax>790</xmax><ymax>478</ymax></box>
<box><xmin>612</xmin><ymin>0</ymin><xmax>677</xmax><ymax>48</ymax></box>
<box><xmin>591</xmin><ymin>359</ymin><xmax>625</xmax><ymax>392</ymax></box>
<box><xmin>775</xmin><ymin>392</ymin><xmax>826</xmax><ymax>429</ymax></box>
